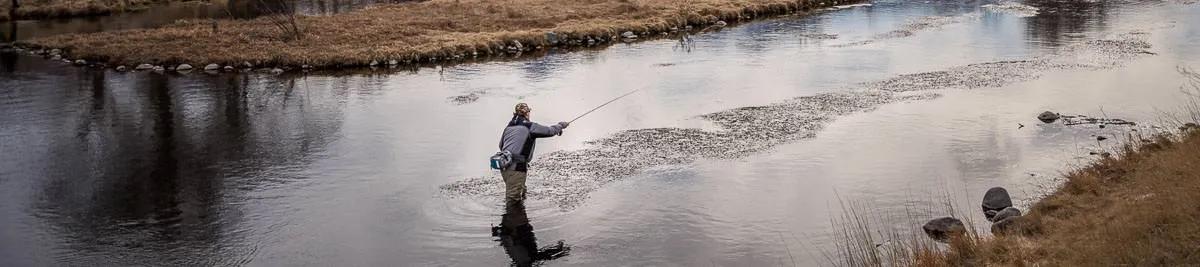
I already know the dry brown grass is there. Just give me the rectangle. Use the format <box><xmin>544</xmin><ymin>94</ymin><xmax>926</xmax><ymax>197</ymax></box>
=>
<box><xmin>0</xmin><ymin>0</ymin><xmax>173</xmax><ymax>21</ymax></box>
<box><xmin>21</xmin><ymin>0</ymin><xmax>852</xmax><ymax>68</ymax></box>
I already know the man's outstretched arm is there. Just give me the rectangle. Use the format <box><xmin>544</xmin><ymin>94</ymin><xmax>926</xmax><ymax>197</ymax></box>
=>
<box><xmin>528</xmin><ymin>122</ymin><xmax>568</xmax><ymax>138</ymax></box>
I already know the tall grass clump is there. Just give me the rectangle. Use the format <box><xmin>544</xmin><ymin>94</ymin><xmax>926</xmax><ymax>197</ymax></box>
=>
<box><xmin>825</xmin><ymin>194</ymin><xmax>982</xmax><ymax>267</ymax></box>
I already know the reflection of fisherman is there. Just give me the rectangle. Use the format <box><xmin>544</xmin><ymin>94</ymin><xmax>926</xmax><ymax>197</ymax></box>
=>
<box><xmin>498</xmin><ymin>103</ymin><xmax>568</xmax><ymax>202</ymax></box>
<box><xmin>495</xmin><ymin>201</ymin><xmax>568</xmax><ymax>267</ymax></box>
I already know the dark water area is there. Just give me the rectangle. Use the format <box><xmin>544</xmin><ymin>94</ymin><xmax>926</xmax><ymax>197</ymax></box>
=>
<box><xmin>0</xmin><ymin>0</ymin><xmax>412</xmax><ymax>41</ymax></box>
<box><xmin>2</xmin><ymin>0</ymin><xmax>1199</xmax><ymax>265</ymax></box>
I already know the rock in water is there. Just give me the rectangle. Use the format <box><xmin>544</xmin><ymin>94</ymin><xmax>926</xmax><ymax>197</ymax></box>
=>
<box><xmin>204</xmin><ymin>64</ymin><xmax>220</xmax><ymax>71</ymax></box>
<box><xmin>545</xmin><ymin>32</ymin><xmax>559</xmax><ymax>45</ymax></box>
<box><xmin>223</xmin><ymin>66</ymin><xmax>235</xmax><ymax>72</ymax></box>
<box><xmin>991</xmin><ymin>207</ymin><xmax>1021</xmax><ymax>222</ymax></box>
<box><xmin>73</xmin><ymin>59</ymin><xmax>86</xmax><ymax>65</ymax></box>
<box><xmin>923</xmin><ymin>217</ymin><xmax>966</xmax><ymax>242</ymax></box>
<box><xmin>135</xmin><ymin>63</ymin><xmax>154</xmax><ymax>70</ymax></box>
<box><xmin>991</xmin><ymin>215</ymin><xmax>1022</xmax><ymax>235</ymax></box>
<box><xmin>176</xmin><ymin>64</ymin><xmax>193</xmax><ymax>71</ymax></box>
<box><xmin>621</xmin><ymin>31</ymin><xmax>637</xmax><ymax>39</ymax></box>
<box><xmin>115</xmin><ymin>65</ymin><xmax>128</xmax><ymax>72</ymax></box>
<box><xmin>1038</xmin><ymin>111</ymin><xmax>1060</xmax><ymax>123</ymax></box>
<box><xmin>982</xmin><ymin>187</ymin><xmax>1013</xmax><ymax>220</ymax></box>
<box><xmin>714</xmin><ymin>20</ymin><xmax>728</xmax><ymax>27</ymax></box>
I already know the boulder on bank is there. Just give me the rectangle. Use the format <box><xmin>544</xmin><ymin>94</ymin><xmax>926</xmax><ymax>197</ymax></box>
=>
<box><xmin>922</xmin><ymin>217</ymin><xmax>966</xmax><ymax>242</ymax></box>
<box><xmin>204</xmin><ymin>64</ymin><xmax>220</xmax><ymax>71</ymax></box>
<box><xmin>991</xmin><ymin>215</ymin><xmax>1023</xmax><ymax>235</ymax></box>
<box><xmin>621</xmin><ymin>31</ymin><xmax>637</xmax><ymax>39</ymax></box>
<box><xmin>982</xmin><ymin>187</ymin><xmax>1013</xmax><ymax>220</ymax></box>
<box><xmin>1038</xmin><ymin>111</ymin><xmax>1060</xmax><ymax>123</ymax></box>
<box><xmin>715</xmin><ymin>20</ymin><xmax>728</xmax><ymax>27</ymax></box>
<box><xmin>991</xmin><ymin>207</ymin><xmax>1021</xmax><ymax>222</ymax></box>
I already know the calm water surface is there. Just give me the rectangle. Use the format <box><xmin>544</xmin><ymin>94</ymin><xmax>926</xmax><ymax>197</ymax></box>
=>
<box><xmin>2</xmin><ymin>0</ymin><xmax>1199</xmax><ymax>265</ymax></box>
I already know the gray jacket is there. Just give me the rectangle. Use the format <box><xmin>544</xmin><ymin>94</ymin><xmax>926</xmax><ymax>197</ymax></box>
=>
<box><xmin>499</xmin><ymin>115</ymin><xmax>563</xmax><ymax>172</ymax></box>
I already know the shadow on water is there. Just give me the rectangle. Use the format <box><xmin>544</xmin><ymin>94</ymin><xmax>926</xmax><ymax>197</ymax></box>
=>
<box><xmin>493</xmin><ymin>201</ymin><xmax>571</xmax><ymax>267</ymax></box>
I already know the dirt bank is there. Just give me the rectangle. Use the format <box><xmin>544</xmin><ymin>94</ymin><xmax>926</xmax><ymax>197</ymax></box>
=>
<box><xmin>18</xmin><ymin>0</ymin><xmax>860</xmax><ymax>70</ymax></box>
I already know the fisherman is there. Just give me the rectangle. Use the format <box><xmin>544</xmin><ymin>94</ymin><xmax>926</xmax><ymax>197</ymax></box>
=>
<box><xmin>498</xmin><ymin>103</ymin><xmax>569</xmax><ymax>202</ymax></box>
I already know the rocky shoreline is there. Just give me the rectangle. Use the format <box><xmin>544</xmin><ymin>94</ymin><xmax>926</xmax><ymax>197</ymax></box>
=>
<box><xmin>10</xmin><ymin>0</ymin><xmax>867</xmax><ymax>74</ymax></box>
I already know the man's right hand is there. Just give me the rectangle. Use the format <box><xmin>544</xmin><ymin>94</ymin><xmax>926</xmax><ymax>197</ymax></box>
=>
<box><xmin>557</xmin><ymin>122</ymin><xmax>570</xmax><ymax>129</ymax></box>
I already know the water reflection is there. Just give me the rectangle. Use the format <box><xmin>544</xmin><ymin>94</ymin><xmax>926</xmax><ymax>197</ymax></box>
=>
<box><xmin>494</xmin><ymin>201</ymin><xmax>570</xmax><ymax>267</ymax></box>
<box><xmin>1024</xmin><ymin>0</ymin><xmax>1113</xmax><ymax>46</ymax></box>
<box><xmin>0</xmin><ymin>71</ymin><xmax>366</xmax><ymax>264</ymax></box>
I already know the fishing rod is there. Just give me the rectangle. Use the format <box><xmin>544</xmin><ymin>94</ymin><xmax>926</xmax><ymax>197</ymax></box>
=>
<box><xmin>568</xmin><ymin>89</ymin><xmax>641</xmax><ymax>124</ymax></box>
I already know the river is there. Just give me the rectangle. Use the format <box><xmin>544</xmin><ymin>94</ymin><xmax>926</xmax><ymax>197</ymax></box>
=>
<box><xmin>1</xmin><ymin>0</ymin><xmax>1198</xmax><ymax>265</ymax></box>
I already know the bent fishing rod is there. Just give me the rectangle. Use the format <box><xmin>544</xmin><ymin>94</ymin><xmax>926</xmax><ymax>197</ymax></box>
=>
<box><xmin>568</xmin><ymin>89</ymin><xmax>641</xmax><ymax>124</ymax></box>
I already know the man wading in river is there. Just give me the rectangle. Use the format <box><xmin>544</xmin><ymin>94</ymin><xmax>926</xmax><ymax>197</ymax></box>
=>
<box><xmin>498</xmin><ymin>103</ymin><xmax>569</xmax><ymax>202</ymax></box>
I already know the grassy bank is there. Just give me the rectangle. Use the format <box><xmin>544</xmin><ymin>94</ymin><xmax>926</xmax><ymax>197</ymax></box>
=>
<box><xmin>0</xmin><ymin>0</ymin><xmax>177</xmax><ymax>21</ymax></box>
<box><xmin>20</xmin><ymin>0</ymin><xmax>856</xmax><ymax>70</ymax></box>
<box><xmin>830</xmin><ymin>69</ymin><xmax>1200</xmax><ymax>266</ymax></box>
<box><xmin>906</xmin><ymin>70</ymin><xmax>1200</xmax><ymax>266</ymax></box>
<box><xmin>914</xmin><ymin>128</ymin><xmax>1200</xmax><ymax>266</ymax></box>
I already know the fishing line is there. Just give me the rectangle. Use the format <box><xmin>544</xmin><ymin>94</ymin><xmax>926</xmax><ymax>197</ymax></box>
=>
<box><xmin>568</xmin><ymin>89</ymin><xmax>641</xmax><ymax>124</ymax></box>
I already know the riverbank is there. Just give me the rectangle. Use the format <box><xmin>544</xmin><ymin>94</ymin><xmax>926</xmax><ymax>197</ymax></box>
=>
<box><xmin>913</xmin><ymin>125</ymin><xmax>1200</xmax><ymax>266</ymax></box>
<box><xmin>0</xmin><ymin>0</ymin><xmax>183</xmax><ymax>21</ymax></box>
<box><xmin>17</xmin><ymin>0</ymin><xmax>857</xmax><ymax>71</ymax></box>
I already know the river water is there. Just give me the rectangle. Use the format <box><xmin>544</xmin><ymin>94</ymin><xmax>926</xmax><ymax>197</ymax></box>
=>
<box><xmin>2</xmin><ymin>0</ymin><xmax>1198</xmax><ymax>265</ymax></box>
